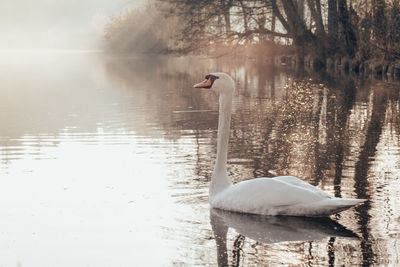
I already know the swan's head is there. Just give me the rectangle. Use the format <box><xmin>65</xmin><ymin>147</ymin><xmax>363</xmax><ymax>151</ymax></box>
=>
<box><xmin>193</xmin><ymin>72</ymin><xmax>234</xmax><ymax>94</ymax></box>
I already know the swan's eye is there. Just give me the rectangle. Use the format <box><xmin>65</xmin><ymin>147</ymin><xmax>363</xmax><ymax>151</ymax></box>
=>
<box><xmin>205</xmin><ymin>74</ymin><xmax>219</xmax><ymax>80</ymax></box>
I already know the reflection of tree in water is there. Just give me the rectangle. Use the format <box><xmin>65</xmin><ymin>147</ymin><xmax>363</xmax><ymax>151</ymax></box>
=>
<box><xmin>106</xmin><ymin>57</ymin><xmax>400</xmax><ymax>265</ymax></box>
<box><xmin>319</xmin><ymin>75</ymin><xmax>358</xmax><ymax>266</ymax></box>
<box><xmin>230</xmin><ymin>78</ymin><xmax>325</xmax><ymax>181</ymax></box>
<box><xmin>352</xmin><ymin>83</ymin><xmax>400</xmax><ymax>266</ymax></box>
<box><xmin>222</xmin><ymin>71</ymin><xmax>399</xmax><ymax>265</ymax></box>
<box><xmin>211</xmin><ymin>208</ymin><xmax>359</xmax><ymax>267</ymax></box>
<box><xmin>232</xmin><ymin>234</ymin><xmax>245</xmax><ymax>267</ymax></box>
<box><xmin>328</xmin><ymin>76</ymin><xmax>357</xmax><ymax>197</ymax></box>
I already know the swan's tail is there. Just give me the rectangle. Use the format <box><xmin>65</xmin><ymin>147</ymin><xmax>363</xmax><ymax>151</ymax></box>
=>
<box><xmin>318</xmin><ymin>198</ymin><xmax>366</xmax><ymax>216</ymax></box>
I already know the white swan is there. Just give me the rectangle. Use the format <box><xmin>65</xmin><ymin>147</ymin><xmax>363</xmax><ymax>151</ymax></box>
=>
<box><xmin>193</xmin><ymin>72</ymin><xmax>365</xmax><ymax>217</ymax></box>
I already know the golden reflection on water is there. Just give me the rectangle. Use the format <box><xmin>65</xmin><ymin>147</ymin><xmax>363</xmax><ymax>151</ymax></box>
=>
<box><xmin>0</xmin><ymin>52</ymin><xmax>399</xmax><ymax>266</ymax></box>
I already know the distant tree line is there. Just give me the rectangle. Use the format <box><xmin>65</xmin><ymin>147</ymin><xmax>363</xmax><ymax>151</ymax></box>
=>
<box><xmin>104</xmin><ymin>3</ymin><xmax>180</xmax><ymax>54</ymax></box>
<box><xmin>104</xmin><ymin>0</ymin><xmax>400</xmax><ymax>66</ymax></box>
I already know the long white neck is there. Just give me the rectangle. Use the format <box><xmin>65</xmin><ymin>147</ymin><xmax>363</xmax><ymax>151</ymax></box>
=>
<box><xmin>210</xmin><ymin>91</ymin><xmax>233</xmax><ymax>198</ymax></box>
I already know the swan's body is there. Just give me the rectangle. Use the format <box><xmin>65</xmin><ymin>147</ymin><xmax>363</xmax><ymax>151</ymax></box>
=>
<box><xmin>211</xmin><ymin>175</ymin><xmax>363</xmax><ymax>216</ymax></box>
<box><xmin>194</xmin><ymin>72</ymin><xmax>365</xmax><ymax>217</ymax></box>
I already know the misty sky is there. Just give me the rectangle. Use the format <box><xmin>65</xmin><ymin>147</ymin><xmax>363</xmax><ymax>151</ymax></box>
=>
<box><xmin>0</xmin><ymin>0</ymin><xmax>146</xmax><ymax>50</ymax></box>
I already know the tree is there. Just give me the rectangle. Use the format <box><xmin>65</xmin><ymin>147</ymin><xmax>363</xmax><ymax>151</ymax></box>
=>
<box><xmin>104</xmin><ymin>2</ymin><xmax>181</xmax><ymax>54</ymax></box>
<box><xmin>105</xmin><ymin>0</ymin><xmax>400</xmax><ymax>66</ymax></box>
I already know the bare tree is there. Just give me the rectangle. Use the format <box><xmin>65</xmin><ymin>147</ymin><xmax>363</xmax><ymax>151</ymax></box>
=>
<box><xmin>105</xmin><ymin>0</ymin><xmax>400</xmax><ymax>66</ymax></box>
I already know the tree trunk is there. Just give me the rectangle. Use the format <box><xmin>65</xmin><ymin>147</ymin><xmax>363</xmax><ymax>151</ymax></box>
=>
<box><xmin>315</xmin><ymin>0</ymin><xmax>325</xmax><ymax>36</ymax></box>
<box><xmin>372</xmin><ymin>0</ymin><xmax>387</xmax><ymax>49</ymax></box>
<box><xmin>314</xmin><ymin>0</ymin><xmax>327</xmax><ymax>65</ymax></box>
<box><xmin>297</xmin><ymin>0</ymin><xmax>304</xmax><ymax>21</ymax></box>
<box><xmin>270</xmin><ymin>0</ymin><xmax>290</xmax><ymax>33</ymax></box>
<box><xmin>224</xmin><ymin>12</ymin><xmax>231</xmax><ymax>35</ymax></box>
<box><xmin>338</xmin><ymin>0</ymin><xmax>357</xmax><ymax>58</ymax></box>
<box><xmin>328</xmin><ymin>0</ymin><xmax>338</xmax><ymax>40</ymax></box>
<box><xmin>258</xmin><ymin>14</ymin><xmax>267</xmax><ymax>44</ymax></box>
<box><xmin>281</xmin><ymin>0</ymin><xmax>326</xmax><ymax>65</ymax></box>
<box><xmin>270</xmin><ymin>9</ymin><xmax>276</xmax><ymax>42</ymax></box>
<box><xmin>221</xmin><ymin>0</ymin><xmax>232</xmax><ymax>36</ymax></box>
<box><xmin>281</xmin><ymin>0</ymin><xmax>310</xmax><ymax>38</ymax></box>
<box><xmin>306</xmin><ymin>0</ymin><xmax>325</xmax><ymax>38</ymax></box>
<box><xmin>239</xmin><ymin>0</ymin><xmax>249</xmax><ymax>33</ymax></box>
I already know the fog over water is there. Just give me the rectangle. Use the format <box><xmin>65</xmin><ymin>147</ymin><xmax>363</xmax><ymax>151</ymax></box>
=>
<box><xmin>1</xmin><ymin>1</ymin><xmax>400</xmax><ymax>265</ymax></box>
<box><xmin>0</xmin><ymin>0</ymin><xmax>146</xmax><ymax>50</ymax></box>
<box><xmin>0</xmin><ymin>51</ymin><xmax>399</xmax><ymax>266</ymax></box>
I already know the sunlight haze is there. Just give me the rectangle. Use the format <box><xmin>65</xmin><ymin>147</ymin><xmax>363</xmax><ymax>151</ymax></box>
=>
<box><xmin>0</xmin><ymin>0</ymin><xmax>146</xmax><ymax>50</ymax></box>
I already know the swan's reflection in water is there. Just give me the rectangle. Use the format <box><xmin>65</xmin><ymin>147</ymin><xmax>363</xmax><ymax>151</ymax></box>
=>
<box><xmin>210</xmin><ymin>208</ymin><xmax>358</xmax><ymax>266</ymax></box>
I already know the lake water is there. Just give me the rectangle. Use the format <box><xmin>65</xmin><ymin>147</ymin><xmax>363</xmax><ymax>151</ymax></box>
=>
<box><xmin>0</xmin><ymin>51</ymin><xmax>399</xmax><ymax>266</ymax></box>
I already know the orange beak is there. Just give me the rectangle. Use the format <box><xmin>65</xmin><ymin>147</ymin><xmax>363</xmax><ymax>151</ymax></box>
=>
<box><xmin>193</xmin><ymin>78</ymin><xmax>212</xmax><ymax>89</ymax></box>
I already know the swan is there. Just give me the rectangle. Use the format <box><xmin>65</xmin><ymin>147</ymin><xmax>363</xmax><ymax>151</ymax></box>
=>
<box><xmin>193</xmin><ymin>72</ymin><xmax>365</xmax><ymax>217</ymax></box>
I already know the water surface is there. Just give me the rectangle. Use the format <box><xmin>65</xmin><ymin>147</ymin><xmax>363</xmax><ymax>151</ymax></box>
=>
<box><xmin>0</xmin><ymin>51</ymin><xmax>399</xmax><ymax>266</ymax></box>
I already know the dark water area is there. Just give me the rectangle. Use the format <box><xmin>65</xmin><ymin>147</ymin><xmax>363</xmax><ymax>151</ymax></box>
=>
<box><xmin>0</xmin><ymin>51</ymin><xmax>399</xmax><ymax>266</ymax></box>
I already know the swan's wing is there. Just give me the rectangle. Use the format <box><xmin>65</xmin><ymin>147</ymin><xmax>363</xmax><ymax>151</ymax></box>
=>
<box><xmin>274</xmin><ymin>176</ymin><xmax>333</xmax><ymax>199</ymax></box>
<box><xmin>212</xmin><ymin>178</ymin><xmax>329</xmax><ymax>214</ymax></box>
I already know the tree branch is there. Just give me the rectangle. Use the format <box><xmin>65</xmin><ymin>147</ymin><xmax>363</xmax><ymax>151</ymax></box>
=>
<box><xmin>306</xmin><ymin>0</ymin><xmax>325</xmax><ymax>36</ymax></box>
<box><xmin>269</xmin><ymin>0</ymin><xmax>291</xmax><ymax>33</ymax></box>
<box><xmin>229</xmin><ymin>29</ymin><xmax>290</xmax><ymax>39</ymax></box>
